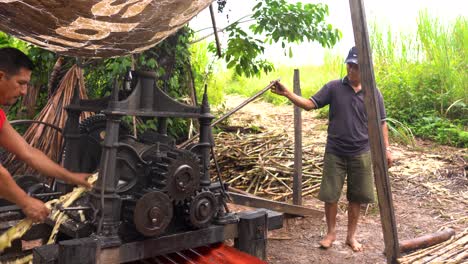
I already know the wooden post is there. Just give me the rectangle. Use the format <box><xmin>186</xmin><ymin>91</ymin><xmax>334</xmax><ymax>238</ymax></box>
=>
<box><xmin>293</xmin><ymin>69</ymin><xmax>303</xmax><ymax>205</ymax></box>
<box><xmin>348</xmin><ymin>0</ymin><xmax>400</xmax><ymax>263</ymax></box>
<box><xmin>234</xmin><ymin>210</ymin><xmax>268</xmax><ymax>260</ymax></box>
<box><xmin>58</xmin><ymin>237</ymin><xmax>98</xmax><ymax>264</ymax></box>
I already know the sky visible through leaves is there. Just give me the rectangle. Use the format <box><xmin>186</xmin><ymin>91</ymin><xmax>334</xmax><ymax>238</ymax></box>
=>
<box><xmin>190</xmin><ymin>0</ymin><xmax>466</xmax><ymax>65</ymax></box>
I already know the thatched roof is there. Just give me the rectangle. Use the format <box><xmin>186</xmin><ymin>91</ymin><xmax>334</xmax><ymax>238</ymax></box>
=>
<box><xmin>0</xmin><ymin>0</ymin><xmax>213</xmax><ymax>58</ymax></box>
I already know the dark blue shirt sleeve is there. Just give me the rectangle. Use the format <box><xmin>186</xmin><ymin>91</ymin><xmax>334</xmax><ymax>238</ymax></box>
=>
<box><xmin>310</xmin><ymin>83</ymin><xmax>332</xmax><ymax>109</ymax></box>
<box><xmin>377</xmin><ymin>89</ymin><xmax>386</xmax><ymax>121</ymax></box>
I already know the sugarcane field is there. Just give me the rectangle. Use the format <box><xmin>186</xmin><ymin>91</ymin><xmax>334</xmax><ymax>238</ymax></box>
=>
<box><xmin>0</xmin><ymin>1</ymin><xmax>466</xmax><ymax>264</ymax></box>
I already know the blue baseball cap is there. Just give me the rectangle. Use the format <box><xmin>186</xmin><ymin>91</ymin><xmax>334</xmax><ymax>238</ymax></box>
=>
<box><xmin>345</xmin><ymin>46</ymin><xmax>358</xmax><ymax>65</ymax></box>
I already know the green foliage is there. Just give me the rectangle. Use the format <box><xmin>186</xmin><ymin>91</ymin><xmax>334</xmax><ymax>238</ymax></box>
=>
<box><xmin>220</xmin><ymin>23</ymin><xmax>274</xmax><ymax>78</ymax></box>
<box><xmin>190</xmin><ymin>40</ymin><xmax>224</xmax><ymax>106</ymax></box>
<box><xmin>386</xmin><ymin>117</ymin><xmax>416</xmax><ymax>146</ymax></box>
<box><xmin>413</xmin><ymin>116</ymin><xmax>467</xmax><ymax>147</ymax></box>
<box><xmin>214</xmin><ymin>51</ymin><xmax>343</xmax><ymax>107</ymax></box>
<box><xmin>371</xmin><ymin>12</ymin><xmax>467</xmax><ymax>147</ymax></box>
<box><xmin>251</xmin><ymin>0</ymin><xmax>341</xmax><ymax>48</ymax></box>
<box><xmin>217</xmin><ymin>0</ymin><xmax>341</xmax><ymax>77</ymax></box>
<box><xmin>0</xmin><ymin>32</ymin><xmax>29</xmax><ymax>52</ymax></box>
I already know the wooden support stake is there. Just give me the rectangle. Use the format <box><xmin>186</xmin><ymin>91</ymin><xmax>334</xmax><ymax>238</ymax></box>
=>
<box><xmin>209</xmin><ymin>4</ymin><xmax>222</xmax><ymax>58</ymax></box>
<box><xmin>293</xmin><ymin>69</ymin><xmax>303</xmax><ymax>205</ymax></box>
<box><xmin>348</xmin><ymin>0</ymin><xmax>400</xmax><ymax>263</ymax></box>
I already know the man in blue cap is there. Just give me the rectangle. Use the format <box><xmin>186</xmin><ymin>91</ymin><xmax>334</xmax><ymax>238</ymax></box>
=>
<box><xmin>271</xmin><ymin>46</ymin><xmax>392</xmax><ymax>252</ymax></box>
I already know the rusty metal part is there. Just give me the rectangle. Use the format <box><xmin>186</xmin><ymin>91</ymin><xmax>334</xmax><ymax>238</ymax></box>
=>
<box><xmin>399</xmin><ymin>228</ymin><xmax>456</xmax><ymax>253</ymax></box>
<box><xmin>134</xmin><ymin>191</ymin><xmax>173</xmax><ymax>237</ymax></box>
<box><xmin>185</xmin><ymin>190</ymin><xmax>217</xmax><ymax>228</ymax></box>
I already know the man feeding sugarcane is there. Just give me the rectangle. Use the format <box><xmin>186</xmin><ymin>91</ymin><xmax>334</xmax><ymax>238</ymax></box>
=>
<box><xmin>270</xmin><ymin>46</ymin><xmax>393</xmax><ymax>252</ymax></box>
<box><xmin>0</xmin><ymin>47</ymin><xmax>90</xmax><ymax>223</ymax></box>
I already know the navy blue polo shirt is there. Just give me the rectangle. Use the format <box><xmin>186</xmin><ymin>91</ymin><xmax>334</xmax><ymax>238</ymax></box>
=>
<box><xmin>310</xmin><ymin>77</ymin><xmax>386</xmax><ymax>156</ymax></box>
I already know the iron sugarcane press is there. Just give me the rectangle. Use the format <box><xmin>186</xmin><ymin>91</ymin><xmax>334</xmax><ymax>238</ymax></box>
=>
<box><xmin>0</xmin><ymin>70</ymin><xmax>282</xmax><ymax>264</ymax></box>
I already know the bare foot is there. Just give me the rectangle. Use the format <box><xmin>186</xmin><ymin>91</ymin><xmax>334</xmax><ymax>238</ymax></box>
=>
<box><xmin>346</xmin><ymin>237</ymin><xmax>363</xmax><ymax>252</ymax></box>
<box><xmin>319</xmin><ymin>233</ymin><xmax>336</xmax><ymax>249</ymax></box>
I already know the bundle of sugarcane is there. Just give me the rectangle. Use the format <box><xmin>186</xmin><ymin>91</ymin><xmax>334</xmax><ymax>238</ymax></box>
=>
<box><xmin>212</xmin><ymin>130</ymin><xmax>323</xmax><ymax>202</ymax></box>
<box><xmin>4</xmin><ymin>64</ymin><xmax>91</xmax><ymax>177</ymax></box>
<box><xmin>398</xmin><ymin>228</ymin><xmax>468</xmax><ymax>264</ymax></box>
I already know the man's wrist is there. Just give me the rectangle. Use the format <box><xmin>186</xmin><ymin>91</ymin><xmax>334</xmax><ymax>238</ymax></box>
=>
<box><xmin>16</xmin><ymin>192</ymin><xmax>30</xmax><ymax>208</ymax></box>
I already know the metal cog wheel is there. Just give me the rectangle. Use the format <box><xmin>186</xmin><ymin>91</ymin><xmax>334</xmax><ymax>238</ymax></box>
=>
<box><xmin>185</xmin><ymin>190</ymin><xmax>218</xmax><ymax>228</ymax></box>
<box><xmin>133</xmin><ymin>190</ymin><xmax>173</xmax><ymax>237</ymax></box>
<box><xmin>149</xmin><ymin>149</ymin><xmax>201</xmax><ymax>204</ymax></box>
<box><xmin>69</xmin><ymin>114</ymin><xmax>130</xmax><ymax>173</ymax></box>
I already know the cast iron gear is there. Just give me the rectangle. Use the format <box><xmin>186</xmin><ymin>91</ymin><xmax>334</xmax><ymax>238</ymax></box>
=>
<box><xmin>73</xmin><ymin>114</ymin><xmax>131</xmax><ymax>173</ymax></box>
<box><xmin>184</xmin><ymin>190</ymin><xmax>218</xmax><ymax>228</ymax></box>
<box><xmin>133</xmin><ymin>190</ymin><xmax>173</xmax><ymax>237</ymax></box>
<box><xmin>148</xmin><ymin>149</ymin><xmax>201</xmax><ymax>204</ymax></box>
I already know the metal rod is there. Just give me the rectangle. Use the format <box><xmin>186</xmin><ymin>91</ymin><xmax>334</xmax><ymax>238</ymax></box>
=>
<box><xmin>10</xmin><ymin>120</ymin><xmax>63</xmax><ymax>133</ymax></box>
<box><xmin>32</xmin><ymin>192</ymin><xmax>63</xmax><ymax>198</ymax></box>
<box><xmin>60</xmin><ymin>206</ymin><xmax>92</xmax><ymax>212</ymax></box>
<box><xmin>179</xmin><ymin>79</ymin><xmax>280</xmax><ymax>148</ymax></box>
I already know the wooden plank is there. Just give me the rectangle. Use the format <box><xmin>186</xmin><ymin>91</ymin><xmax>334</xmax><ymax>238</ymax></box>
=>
<box><xmin>228</xmin><ymin>192</ymin><xmax>323</xmax><ymax>218</ymax></box>
<box><xmin>348</xmin><ymin>0</ymin><xmax>400</xmax><ymax>263</ymax></box>
<box><xmin>293</xmin><ymin>69</ymin><xmax>303</xmax><ymax>205</ymax></box>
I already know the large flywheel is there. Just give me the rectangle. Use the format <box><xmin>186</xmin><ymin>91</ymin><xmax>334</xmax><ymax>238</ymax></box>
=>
<box><xmin>133</xmin><ymin>190</ymin><xmax>173</xmax><ymax>237</ymax></box>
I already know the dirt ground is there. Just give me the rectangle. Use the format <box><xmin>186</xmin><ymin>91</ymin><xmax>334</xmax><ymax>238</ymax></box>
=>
<box><xmin>220</xmin><ymin>95</ymin><xmax>467</xmax><ymax>264</ymax></box>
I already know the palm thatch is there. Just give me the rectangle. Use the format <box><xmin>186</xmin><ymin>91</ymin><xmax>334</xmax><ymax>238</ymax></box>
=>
<box><xmin>16</xmin><ymin>83</ymin><xmax>40</xmax><ymax>119</ymax></box>
<box><xmin>4</xmin><ymin>64</ymin><xmax>91</xmax><ymax>177</ymax></box>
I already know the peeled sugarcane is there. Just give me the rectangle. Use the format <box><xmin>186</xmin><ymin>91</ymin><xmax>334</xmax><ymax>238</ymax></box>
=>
<box><xmin>0</xmin><ymin>173</ymin><xmax>98</xmax><ymax>263</ymax></box>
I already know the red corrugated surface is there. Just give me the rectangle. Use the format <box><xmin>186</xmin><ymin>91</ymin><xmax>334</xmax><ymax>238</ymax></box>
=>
<box><xmin>142</xmin><ymin>243</ymin><xmax>267</xmax><ymax>264</ymax></box>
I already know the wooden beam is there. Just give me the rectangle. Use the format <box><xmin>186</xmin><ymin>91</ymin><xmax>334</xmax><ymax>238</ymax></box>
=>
<box><xmin>293</xmin><ymin>69</ymin><xmax>303</xmax><ymax>205</ymax></box>
<box><xmin>348</xmin><ymin>0</ymin><xmax>400</xmax><ymax>263</ymax></box>
<box><xmin>228</xmin><ymin>192</ymin><xmax>323</xmax><ymax>218</ymax></box>
<box><xmin>399</xmin><ymin>228</ymin><xmax>455</xmax><ymax>253</ymax></box>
